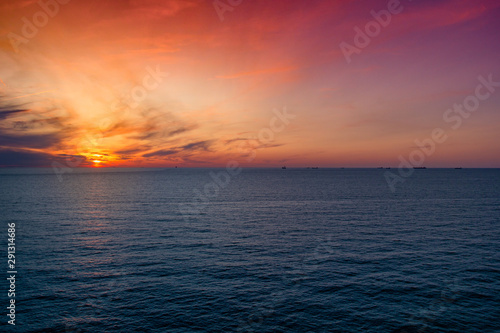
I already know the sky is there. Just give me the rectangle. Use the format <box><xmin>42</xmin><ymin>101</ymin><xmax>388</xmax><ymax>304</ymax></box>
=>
<box><xmin>0</xmin><ymin>0</ymin><xmax>499</xmax><ymax>168</ymax></box>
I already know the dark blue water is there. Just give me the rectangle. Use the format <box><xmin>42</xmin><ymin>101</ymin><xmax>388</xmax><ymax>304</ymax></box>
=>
<box><xmin>1</xmin><ymin>168</ymin><xmax>499</xmax><ymax>332</ymax></box>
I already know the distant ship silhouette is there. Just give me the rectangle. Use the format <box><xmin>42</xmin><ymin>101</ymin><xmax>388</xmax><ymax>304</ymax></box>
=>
<box><xmin>282</xmin><ymin>166</ymin><xmax>287</xmax><ymax>169</ymax></box>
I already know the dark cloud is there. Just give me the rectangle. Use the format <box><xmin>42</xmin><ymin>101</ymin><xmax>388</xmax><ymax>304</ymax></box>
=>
<box><xmin>56</xmin><ymin>153</ymin><xmax>90</xmax><ymax>166</ymax></box>
<box><xmin>166</xmin><ymin>127</ymin><xmax>191</xmax><ymax>137</ymax></box>
<box><xmin>0</xmin><ymin>149</ymin><xmax>58</xmax><ymax>167</ymax></box>
<box><xmin>0</xmin><ymin>133</ymin><xmax>62</xmax><ymax>149</ymax></box>
<box><xmin>125</xmin><ymin>107</ymin><xmax>199</xmax><ymax>146</ymax></box>
<box><xmin>141</xmin><ymin>140</ymin><xmax>213</xmax><ymax>158</ymax></box>
<box><xmin>0</xmin><ymin>102</ymin><xmax>66</xmax><ymax>149</ymax></box>
<box><xmin>0</xmin><ymin>107</ymin><xmax>30</xmax><ymax>120</ymax></box>
<box><xmin>258</xmin><ymin>143</ymin><xmax>284</xmax><ymax>149</ymax></box>
<box><xmin>225</xmin><ymin>137</ymin><xmax>284</xmax><ymax>150</ymax></box>
<box><xmin>142</xmin><ymin>149</ymin><xmax>179</xmax><ymax>158</ymax></box>
<box><xmin>131</xmin><ymin>131</ymin><xmax>158</xmax><ymax>141</ymax></box>
<box><xmin>130</xmin><ymin>123</ymin><xmax>195</xmax><ymax>141</ymax></box>
<box><xmin>181</xmin><ymin>140</ymin><xmax>212</xmax><ymax>151</ymax></box>
<box><xmin>224</xmin><ymin>138</ymin><xmax>247</xmax><ymax>144</ymax></box>
<box><xmin>0</xmin><ymin>98</ymin><xmax>72</xmax><ymax>166</ymax></box>
<box><xmin>0</xmin><ymin>150</ymin><xmax>89</xmax><ymax>168</ymax></box>
<box><xmin>116</xmin><ymin>147</ymin><xmax>150</xmax><ymax>155</ymax></box>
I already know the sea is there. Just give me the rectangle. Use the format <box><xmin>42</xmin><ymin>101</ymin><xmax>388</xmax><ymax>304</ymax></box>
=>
<box><xmin>1</xmin><ymin>168</ymin><xmax>499</xmax><ymax>332</ymax></box>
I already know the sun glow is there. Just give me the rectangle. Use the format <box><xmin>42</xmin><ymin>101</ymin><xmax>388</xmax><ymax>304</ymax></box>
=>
<box><xmin>0</xmin><ymin>0</ymin><xmax>499</xmax><ymax>168</ymax></box>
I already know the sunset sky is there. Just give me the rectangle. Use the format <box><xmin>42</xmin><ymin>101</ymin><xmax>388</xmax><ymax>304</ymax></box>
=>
<box><xmin>1</xmin><ymin>0</ymin><xmax>499</xmax><ymax>168</ymax></box>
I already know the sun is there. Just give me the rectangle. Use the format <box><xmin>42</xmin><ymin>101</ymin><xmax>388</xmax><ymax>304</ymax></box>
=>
<box><xmin>88</xmin><ymin>153</ymin><xmax>107</xmax><ymax>167</ymax></box>
<box><xmin>83</xmin><ymin>152</ymin><xmax>118</xmax><ymax>167</ymax></box>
